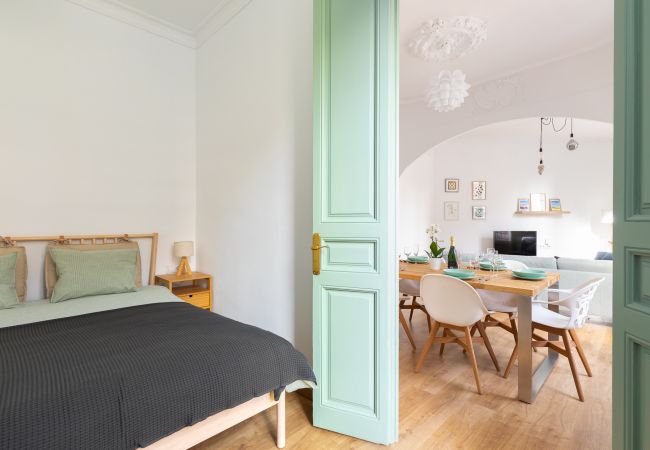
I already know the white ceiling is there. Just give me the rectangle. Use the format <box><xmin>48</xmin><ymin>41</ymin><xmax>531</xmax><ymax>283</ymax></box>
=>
<box><xmin>97</xmin><ymin>0</ymin><xmax>613</xmax><ymax>100</ymax></box>
<box><xmin>400</xmin><ymin>0</ymin><xmax>614</xmax><ymax>102</ymax></box>
<box><xmin>108</xmin><ymin>0</ymin><xmax>225</xmax><ymax>32</ymax></box>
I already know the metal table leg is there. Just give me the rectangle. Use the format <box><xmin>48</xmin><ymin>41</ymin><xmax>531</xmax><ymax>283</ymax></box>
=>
<box><xmin>518</xmin><ymin>281</ymin><xmax>560</xmax><ymax>403</ymax></box>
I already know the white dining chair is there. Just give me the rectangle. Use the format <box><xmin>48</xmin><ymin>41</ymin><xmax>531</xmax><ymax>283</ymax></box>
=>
<box><xmin>415</xmin><ymin>274</ymin><xmax>500</xmax><ymax>394</ymax></box>
<box><xmin>503</xmin><ymin>277</ymin><xmax>605</xmax><ymax>401</ymax></box>
<box><xmin>478</xmin><ymin>259</ymin><xmax>530</xmax><ymax>356</ymax></box>
<box><xmin>399</xmin><ymin>278</ymin><xmax>431</xmax><ymax>331</ymax></box>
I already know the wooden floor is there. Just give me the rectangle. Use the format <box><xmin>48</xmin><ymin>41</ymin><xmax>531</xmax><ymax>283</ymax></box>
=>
<box><xmin>195</xmin><ymin>311</ymin><xmax>612</xmax><ymax>450</ymax></box>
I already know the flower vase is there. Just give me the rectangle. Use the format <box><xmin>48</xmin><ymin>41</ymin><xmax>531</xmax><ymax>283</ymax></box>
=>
<box><xmin>429</xmin><ymin>257</ymin><xmax>443</xmax><ymax>271</ymax></box>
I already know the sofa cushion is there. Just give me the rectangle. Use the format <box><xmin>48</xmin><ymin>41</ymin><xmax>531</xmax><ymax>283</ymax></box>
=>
<box><xmin>557</xmin><ymin>257</ymin><xmax>612</xmax><ymax>273</ymax></box>
<box><xmin>499</xmin><ymin>254</ymin><xmax>558</xmax><ymax>270</ymax></box>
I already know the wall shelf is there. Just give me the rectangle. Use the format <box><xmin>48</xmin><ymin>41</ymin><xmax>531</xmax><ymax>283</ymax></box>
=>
<box><xmin>514</xmin><ymin>211</ymin><xmax>571</xmax><ymax>216</ymax></box>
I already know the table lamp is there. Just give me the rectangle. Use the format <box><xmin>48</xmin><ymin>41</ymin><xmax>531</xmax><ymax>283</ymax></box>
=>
<box><xmin>174</xmin><ymin>241</ymin><xmax>194</xmax><ymax>276</ymax></box>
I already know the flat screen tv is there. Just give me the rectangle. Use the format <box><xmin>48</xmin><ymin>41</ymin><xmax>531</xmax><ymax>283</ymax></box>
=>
<box><xmin>493</xmin><ymin>231</ymin><xmax>537</xmax><ymax>256</ymax></box>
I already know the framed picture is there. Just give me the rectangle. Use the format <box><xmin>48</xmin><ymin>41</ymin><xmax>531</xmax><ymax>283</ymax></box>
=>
<box><xmin>517</xmin><ymin>198</ymin><xmax>530</xmax><ymax>212</ymax></box>
<box><xmin>549</xmin><ymin>198</ymin><xmax>562</xmax><ymax>211</ymax></box>
<box><xmin>472</xmin><ymin>206</ymin><xmax>486</xmax><ymax>220</ymax></box>
<box><xmin>530</xmin><ymin>193</ymin><xmax>547</xmax><ymax>212</ymax></box>
<box><xmin>445</xmin><ymin>178</ymin><xmax>459</xmax><ymax>193</ymax></box>
<box><xmin>471</xmin><ymin>181</ymin><xmax>486</xmax><ymax>200</ymax></box>
<box><xmin>444</xmin><ymin>201</ymin><xmax>459</xmax><ymax>221</ymax></box>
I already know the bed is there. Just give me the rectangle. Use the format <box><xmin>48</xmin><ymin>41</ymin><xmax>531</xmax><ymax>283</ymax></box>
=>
<box><xmin>0</xmin><ymin>234</ymin><xmax>315</xmax><ymax>450</ymax></box>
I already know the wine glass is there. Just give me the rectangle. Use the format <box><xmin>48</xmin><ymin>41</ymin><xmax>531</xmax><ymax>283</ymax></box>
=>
<box><xmin>403</xmin><ymin>246</ymin><xmax>412</xmax><ymax>259</ymax></box>
<box><xmin>413</xmin><ymin>244</ymin><xmax>420</xmax><ymax>257</ymax></box>
<box><xmin>486</xmin><ymin>248</ymin><xmax>496</xmax><ymax>272</ymax></box>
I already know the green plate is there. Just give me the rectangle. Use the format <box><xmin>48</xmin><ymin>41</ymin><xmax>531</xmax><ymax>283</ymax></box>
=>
<box><xmin>407</xmin><ymin>256</ymin><xmax>429</xmax><ymax>264</ymax></box>
<box><xmin>443</xmin><ymin>269</ymin><xmax>475</xmax><ymax>280</ymax></box>
<box><xmin>480</xmin><ymin>263</ymin><xmax>507</xmax><ymax>271</ymax></box>
<box><xmin>512</xmin><ymin>269</ymin><xmax>547</xmax><ymax>280</ymax></box>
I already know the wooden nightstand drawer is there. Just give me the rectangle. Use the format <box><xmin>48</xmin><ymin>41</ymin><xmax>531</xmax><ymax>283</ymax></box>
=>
<box><xmin>155</xmin><ymin>272</ymin><xmax>213</xmax><ymax>311</ymax></box>
<box><xmin>178</xmin><ymin>291</ymin><xmax>211</xmax><ymax>308</ymax></box>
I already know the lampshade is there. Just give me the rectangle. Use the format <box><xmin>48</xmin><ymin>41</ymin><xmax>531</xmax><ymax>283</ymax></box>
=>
<box><xmin>425</xmin><ymin>69</ymin><xmax>471</xmax><ymax>112</ymax></box>
<box><xmin>173</xmin><ymin>241</ymin><xmax>194</xmax><ymax>258</ymax></box>
<box><xmin>601</xmin><ymin>210</ymin><xmax>614</xmax><ymax>224</ymax></box>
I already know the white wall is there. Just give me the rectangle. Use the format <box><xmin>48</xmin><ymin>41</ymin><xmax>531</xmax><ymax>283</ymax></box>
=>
<box><xmin>400</xmin><ymin>118</ymin><xmax>613</xmax><ymax>259</ymax></box>
<box><xmin>0</xmin><ymin>1</ymin><xmax>197</xmax><ymax>299</ymax></box>
<box><xmin>196</xmin><ymin>1</ymin><xmax>313</xmax><ymax>357</ymax></box>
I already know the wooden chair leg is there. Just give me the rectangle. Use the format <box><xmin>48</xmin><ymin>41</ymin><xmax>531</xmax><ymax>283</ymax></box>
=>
<box><xmin>562</xmin><ymin>330</ymin><xmax>585</xmax><ymax>402</ymax></box>
<box><xmin>409</xmin><ymin>296</ymin><xmax>416</xmax><ymax>322</ymax></box>
<box><xmin>569</xmin><ymin>329</ymin><xmax>592</xmax><ymax>377</ymax></box>
<box><xmin>462</xmin><ymin>325</ymin><xmax>478</xmax><ymax>354</ymax></box>
<box><xmin>425</xmin><ymin>309</ymin><xmax>432</xmax><ymax>332</ymax></box>
<box><xmin>464</xmin><ymin>327</ymin><xmax>482</xmax><ymax>394</ymax></box>
<box><xmin>476</xmin><ymin>321</ymin><xmax>500</xmax><ymax>373</ymax></box>
<box><xmin>503</xmin><ymin>342</ymin><xmax>518</xmax><ymax>379</ymax></box>
<box><xmin>399</xmin><ymin>308</ymin><xmax>416</xmax><ymax>352</ymax></box>
<box><xmin>439</xmin><ymin>328</ymin><xmax>448</xmax><ymax>356</ymax></box>
<box><xmin>508</xmin><ymin>313</ymin><xmax>518</xmax><ymax>342</ymax></box>
<box><xmin>415</xmin><ymin>322</ymin><xmax>440</xmax><ymax>372</ymax></box>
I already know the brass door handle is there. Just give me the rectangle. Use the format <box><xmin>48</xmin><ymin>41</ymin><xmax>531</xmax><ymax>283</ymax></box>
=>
<box><xmin>312</xmin><ymin>233</ymin><xmax>329</xmax><ymax>275</ymax></box>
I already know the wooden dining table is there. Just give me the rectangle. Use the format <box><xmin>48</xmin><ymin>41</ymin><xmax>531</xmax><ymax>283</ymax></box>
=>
<box><xmin>400</xmin><ymin>261</ymin><xmax>562</xmax><ymax>404</ymax></box>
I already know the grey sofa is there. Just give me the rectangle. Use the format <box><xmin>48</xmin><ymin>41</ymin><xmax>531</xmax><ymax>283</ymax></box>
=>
<box><xmin>459</xmin><ymin>253</ymin><xmax>613</xmax><ymax>323</ymax></box>
<box><xmin>497</xmin><ymin>255</ymin><xmax>612</xmax><ymax>323</ymax></box>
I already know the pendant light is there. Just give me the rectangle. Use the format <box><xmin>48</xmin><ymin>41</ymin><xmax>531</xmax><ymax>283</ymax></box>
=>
<box><xmin>538</xmin><ymin>118</ymin><xmax>545</xmax><ymax>175</ymax></box>
<box><xmin>566</xmin><ymin>118</ymin><xmax>579</xmax><ymax>151</ymax></box>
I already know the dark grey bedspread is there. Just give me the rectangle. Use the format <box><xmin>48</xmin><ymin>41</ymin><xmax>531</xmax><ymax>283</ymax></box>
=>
<box><xmin>0</xmin><ymin>302</ymin><xmax>315</xmax><ymax>450</ymax></box>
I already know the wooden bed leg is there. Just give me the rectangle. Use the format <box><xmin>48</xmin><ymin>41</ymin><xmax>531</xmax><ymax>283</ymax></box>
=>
<box><xmin>277</xmin><ymin>391</ymin><xmax>286</xmax><ymax>448</ymax></box>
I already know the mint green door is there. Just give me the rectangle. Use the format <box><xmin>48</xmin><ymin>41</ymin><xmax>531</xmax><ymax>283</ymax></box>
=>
<box><xmin>312</xmin><ymin>0</ymin><xmax>399</xmax><ymax>444</ymax></box>
<box><xmin>613</xmin><ymin>0</ymin><xmax>650</xmax><ymax>448</ymax></box>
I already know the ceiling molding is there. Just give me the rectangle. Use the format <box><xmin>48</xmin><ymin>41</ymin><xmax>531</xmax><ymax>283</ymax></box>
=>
<box><xmin>195</xmin><ymin>0</ymin><xmax>253</xmax><ymax>48</ymax></box>
<box><xmin>66</xmin><ymin>0</ymin><xmax>197</xmax><ymax>48</ymax></box>
<box><xmin>66</xmin><ymin>0</ymin><xmax>254</xmax><ymax>50</ymax></box>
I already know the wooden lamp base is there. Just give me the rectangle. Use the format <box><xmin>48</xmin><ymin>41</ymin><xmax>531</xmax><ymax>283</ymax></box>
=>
<box><xmin>176</xmin><ymin>256</ymin><xmax>193</xmax><ymax>277</ymax></box>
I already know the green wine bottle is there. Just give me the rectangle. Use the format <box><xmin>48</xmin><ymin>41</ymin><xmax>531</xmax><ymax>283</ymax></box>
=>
<box><xmin>447</xmin><ymin>235</ymin><xmax>458</xmax><ymax>269</ymax></box>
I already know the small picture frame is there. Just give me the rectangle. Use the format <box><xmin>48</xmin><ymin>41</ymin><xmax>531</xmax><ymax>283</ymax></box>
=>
<box><xmin>472</xmin><ymin>181</ymin><xmax>486</xmax><ymax>200</ymax></box>
<box><xmin>444</xmin><ymin>201</ymin><xmax>460</xmax><ymax>221</ymax></box>
<box><xmin>445</xmin><ymin>178</ymin><xmax>459</xmax><ymax>193</ymax></box>
<box><xmin>517</xmin><ymin>198</ymin><xmax>530</xmax><ymax>212</ymax></box>
<box><xmin>472</xmin><ymin>206</ymin><xmax>486</xmax><ymax>220</ymax></box>
<box><xmin>530</xmin><ymin>193</ymin><xmax>547</xmax><ymax>212</ymax></box>
<box><xmin>549</xmin><ymin>198</ymin><xmax>562</xmax><ymax>212</ymax></box>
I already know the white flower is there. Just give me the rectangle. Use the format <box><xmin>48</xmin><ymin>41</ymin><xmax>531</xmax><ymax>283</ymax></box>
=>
<box><xmin>426</xmin><ymin>224</ymin><xmax>441</xmax><ymax>240</ymax></box>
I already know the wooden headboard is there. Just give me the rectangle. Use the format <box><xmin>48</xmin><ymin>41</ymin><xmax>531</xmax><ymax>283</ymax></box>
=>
<box><xmin>0</xmin><ymin>233</ymin><xmax>159</xmax><ymax>285</ymax></box>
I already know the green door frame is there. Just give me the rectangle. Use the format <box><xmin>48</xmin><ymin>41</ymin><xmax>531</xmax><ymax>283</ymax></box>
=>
<box><xmin>312</xmin><ymin>0</ymin><xmax>399</xmax><ymax>444</ymax></box>
<box><xmin>613</xmin><ymin>0</ymin><xmax>650</xmax><ymax>448</ymax></box>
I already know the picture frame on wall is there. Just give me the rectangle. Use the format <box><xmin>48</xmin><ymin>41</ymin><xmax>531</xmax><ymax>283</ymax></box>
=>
<box><xmin>549</xmin><ymin>198</ymin><xmax>562</xmax><ymax>211</ymax></box>
<box><xmin>517</xmin><ymin>198</ymin><xmax>530</xmax><ymax>212</ymax></box>
<box><xmin>471</xmin><ymin>181</ymin><xmax>486</xmax><ymax>200</ymax></box>
<box><xmin>530</xmin><ymin>193</ymin><xmax>547</xmax><ymax>212</ymax></box>
<box><xmin>444</xmin><ymin>201</ymin><xmax>460</xmax><ymax>221</ymax></box>
<box><xmin>472</xmin><ymin>206</ymin><xmax>486</xmax><ymax>220</ymax></box>
<box><xmin>445</xmin><ymin>178</ymin><xmax>459</xmax><ymax>193</ymax></box>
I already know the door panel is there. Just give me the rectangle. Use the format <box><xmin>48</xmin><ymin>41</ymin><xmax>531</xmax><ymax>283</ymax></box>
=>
<box><xmin>313</xmin><ymin>0</ymin><xmax>398</xmax><ymax>444</ymax></box>
<box><xmin>614</xmin><ymin>0</ymin><xmax>650</xmax><ymax>447</ymax></box>
<box><xmin>323</xmin><ymin>0</ymin><xmax>378</xmax><ymax>222</ymax></box>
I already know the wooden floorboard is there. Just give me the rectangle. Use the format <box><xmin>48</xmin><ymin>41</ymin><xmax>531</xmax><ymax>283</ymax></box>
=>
<box><xmin>194</xmin><ymin>312</ymin><xmax>612</xmax><ymax>449</ymax></box>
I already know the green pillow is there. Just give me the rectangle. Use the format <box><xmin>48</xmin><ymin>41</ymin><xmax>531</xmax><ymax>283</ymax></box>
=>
<box><xmin>0</xmin><ymin>253</ymin><xmax>19</xmax><ymax>309</ymax></box>
<box><xmin>49</xmin><ymin>248</ymin><xmax>138</xmax><ymax>303</ymax></box>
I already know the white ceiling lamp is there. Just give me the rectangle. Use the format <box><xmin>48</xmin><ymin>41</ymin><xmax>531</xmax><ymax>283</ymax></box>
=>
<box><xmin>566</xmin><ymin>118</ymin><xmax>579</xmax><ymax>151</ymax></box>
<box><xmin>426</xmin><ymin>69</ymin><xmax>471</xmax><ymax>112</ymax></box>
<box><xmin>409</xmin><ymin>16</ymin><xmax>487</xmax><ymax>62</ymax></box>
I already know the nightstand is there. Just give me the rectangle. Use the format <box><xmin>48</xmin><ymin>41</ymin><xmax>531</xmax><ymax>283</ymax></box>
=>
<box><xmin>155</xmin><ymin>272</ymin><xmax>213</xmax><ymax>310</ymax></box>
